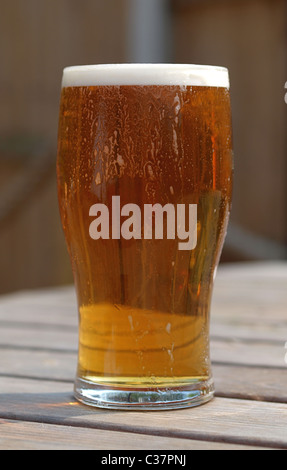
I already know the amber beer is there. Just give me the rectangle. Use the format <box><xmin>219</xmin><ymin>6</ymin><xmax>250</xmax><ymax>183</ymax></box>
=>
<box><xmin>57</xmin><ymin>64</ymin><xmax>233</xmax><ymax>409</ymax></box>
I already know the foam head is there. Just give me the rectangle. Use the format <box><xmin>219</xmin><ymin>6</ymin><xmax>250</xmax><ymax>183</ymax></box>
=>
<box><xmin>61</xmin><ymin>64</ymin><xmax>230</xmax><ymax>89</ymax></box>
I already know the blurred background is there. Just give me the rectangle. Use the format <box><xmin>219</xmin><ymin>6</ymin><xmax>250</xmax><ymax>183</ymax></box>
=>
<box><xmin>0</xmin><ymin>0</ymin><xmax>286</xmax><ymax>294</ymax></box>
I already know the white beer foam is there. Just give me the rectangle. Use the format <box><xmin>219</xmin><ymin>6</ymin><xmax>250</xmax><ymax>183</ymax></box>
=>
<box><xmin>62</xmin><ymin>64</ymin><xmax>230</xmax><ymax>89</ymax></box>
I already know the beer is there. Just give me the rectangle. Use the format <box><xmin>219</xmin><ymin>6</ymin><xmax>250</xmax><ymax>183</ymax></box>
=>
<box><xmin>57</xmin><ymin>64</ymin><xmax>233</xmax><ymax>409</ymax></box>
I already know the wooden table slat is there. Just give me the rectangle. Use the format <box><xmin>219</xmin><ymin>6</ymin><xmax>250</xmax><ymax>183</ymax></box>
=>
<box><xmin>0</xmin><ymin>419</ymin><xmax>272</xmax><ymax>451</ymax></box>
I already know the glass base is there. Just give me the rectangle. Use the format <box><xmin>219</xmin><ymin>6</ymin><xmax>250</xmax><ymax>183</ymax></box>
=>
<box><xmin>74</xmin><ymin>377</ymin><xmax>214</xmax><ymax>410</ymax></box>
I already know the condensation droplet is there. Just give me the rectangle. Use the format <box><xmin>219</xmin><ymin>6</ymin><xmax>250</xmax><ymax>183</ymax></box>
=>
<box><xmin>117</xmin><ymin>154</ymin><xmax>124</xmax><ymax>166</ymax></box>
<box><xmin>95</xmin><ymin>172</ymin><xmax>101</xmax><ymax>185</ymax></box>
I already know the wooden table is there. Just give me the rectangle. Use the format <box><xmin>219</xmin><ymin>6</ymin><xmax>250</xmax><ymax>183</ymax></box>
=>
<box><xmin>1</xmin><ymin>262</ymin><xmax>287</xmax><ymax>450</ymax></box>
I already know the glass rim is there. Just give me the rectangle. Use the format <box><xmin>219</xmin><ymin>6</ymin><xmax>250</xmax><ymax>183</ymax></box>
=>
<box><xmin>61</xmin><ymin>63</ymin><xmax>230</xmax><ymax>89</ymax></box>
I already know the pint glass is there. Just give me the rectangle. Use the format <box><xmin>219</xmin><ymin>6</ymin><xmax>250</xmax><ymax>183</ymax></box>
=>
<box><xmin>57</xmin><ymin>64</ymin><xmax>233</xmax><ymax>409</ymax></box>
